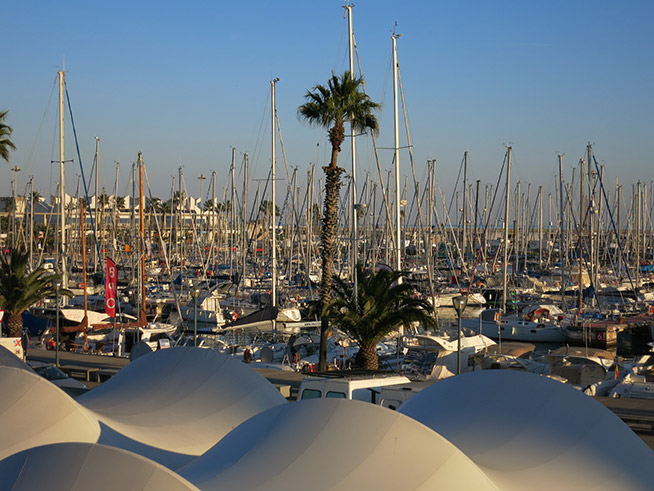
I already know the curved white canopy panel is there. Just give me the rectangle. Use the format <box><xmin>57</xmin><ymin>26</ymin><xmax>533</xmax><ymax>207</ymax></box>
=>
<box><xmin>0</xmin><ymin>366</ymin><xmax>100</xmax><ymax>461</ymax></box>
<box><xmin>400</xmin><ymin>370</ymin><xmax>654</xmax><ymax>491</ymax></box>
<box><xmin>78</xmin><ymin>347</ymin><xmax>287</xmax><ymax>469</ymax></box>
<box><xmin>180</xmin><ymin>398</ymin><xmax>497</xmax><ymax>490</ymax></box>
<box><xmin>0</xmin><ymin>442</ymin><xmax>198</xmax><ymax>491</ymax></box>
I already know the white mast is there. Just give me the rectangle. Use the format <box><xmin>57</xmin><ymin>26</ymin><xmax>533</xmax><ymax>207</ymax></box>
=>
<box><xmin>392</xmin><ymin>32</ymin><xmax>402</xmax><ymax>276</ymax></box>
<box><xmin>58</xmin><ymin>70</ymin><xmax>68</xmax><ymax>294</ymax></box>
<box><xmin>462</xmin><ymin>151</ymin><xmax>468</xmax><ymax>271</ymax></box>
<box><xmin>502</xmin><ymin>146</ymin><xmax>512</xmax><ymax>314</ymax></box>
<box><xmin>345</xmin><ymin>3</ymin><xmax>358</xmax><ymax>287</ymax></box>
<box><xmin>271</xmin><ymin>78</ymin><xmax>279</xmax><ymax>309</ymax></box>
<box><xmin>93</xmin><ymin>136</ymin><xmax>100</xmax><ymax>273</ymax></box>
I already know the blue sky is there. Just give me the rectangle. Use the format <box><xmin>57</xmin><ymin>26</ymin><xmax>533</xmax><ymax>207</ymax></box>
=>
<box><xmin>4</xmin><ymin>0</ymin><xmax>653</xmax><ymax>211</ymax></box>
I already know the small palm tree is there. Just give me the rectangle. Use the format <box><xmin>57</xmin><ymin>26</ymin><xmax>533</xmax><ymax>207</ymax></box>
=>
<box><xmin>323</xmin><ymin>264</ymin><xmax>437</xmax><ymax>370</ymax></box>
<box><xmin>0</xmin><ymin>110</ymin><xmax>16</xmax><ymax>163</ymax></box>
<box><xmin>299</xmin><ymin>71</ymin><xmax>380</xmax><ymax>370</ymax></box>
<box><xmin>0</xmin><ymin>250</ymin><xmax>72</xmax><ymax>338</ymax></box>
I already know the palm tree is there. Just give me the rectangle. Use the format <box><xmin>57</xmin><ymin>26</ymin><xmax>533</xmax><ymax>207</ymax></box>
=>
<box><xmin>298</xmin><ymin>71</ymin><xmax>380</xmax><ymax>370</ymax></box>
<box><xmin>323</xmin><ymin>264</ymin><xmax>437</xmax><ymax>370</ymax></box>
<box><xmin>0</xmin><ymin>250</ymin><xmax>72</xmax><ymax>338</ymax></box>
<box><xmin>0</xmin><ymin>110</ymin><xmax>16</xmax><ymax>163</ymax></box>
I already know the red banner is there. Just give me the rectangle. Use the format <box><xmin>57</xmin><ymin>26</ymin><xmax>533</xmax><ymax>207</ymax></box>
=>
<box><xmin>105</xmin><ymin>258</ymin><xmax>117</xmax><ymax>317</ymax></box>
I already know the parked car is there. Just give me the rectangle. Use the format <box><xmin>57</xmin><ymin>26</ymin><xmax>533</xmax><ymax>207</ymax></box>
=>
<box><xmin>27</xmin><ymin>361</ymin><xmax>89</xmax><ymax>397</ymax></box>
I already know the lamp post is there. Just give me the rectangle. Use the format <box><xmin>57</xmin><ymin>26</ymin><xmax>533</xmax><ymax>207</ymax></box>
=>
<box><xmin>452</xmin><ymin>295</ymin><xmax>468</xmax><ymax>375</ymax></box>
<box><xmin>54</xmin><ymin>280</ymin><xmax>62</xmax><ymax>367</ymax></box>
<box><xmin>191</xmin><ymin>287</ymin><xmax>201</xmax><ymax>347</ymax></box>
<box><xmin>352</xmin><ymin>203</ymin><xmax>367</xmax><ymax>311</ymax></box>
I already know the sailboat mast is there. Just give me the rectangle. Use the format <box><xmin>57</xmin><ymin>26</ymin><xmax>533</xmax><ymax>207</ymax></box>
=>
<box><xmin>462</xmin><ymin>151</ymin><xmax>468</xmax><ymax>270</ymax></box>
<box><xmin>392</xmin><ymin>33</ymin><xmax>402</xmax><ymax>276</ymax></box>
<box><xmin>242</xmin><ymin>153</ymin><xmax>248</xmax><ymax>293</ymax></box>
<box><xmin>139</xmin><ymin>152</ymin><xmax>146</xmax><ymax>327</ymax></box>
<box><xmin>502</xmin><ymin>146</ymin><xmax>512</xmax><ymax>314</ymax></box>
<box><xmin>345</xmin><ymin>3</ymin><xmax>359</xmax><ymax>288</ymax></box>
<box><xmin>558</xmin><ymin>154</ymin><xmax>566</xmax><ymax>308</ymax></box>
<box><xmin>58</xmin><ymin>70</ymin><xmax>68</xmax><ymax>294</ymax></box>
<box><xmin>29</xmin><ymin>176</ymin><xmax>34</xmax><ymax>270</ymax></box>
<box><xmin>80</xmin><ymin>198</ymin><xmax>88</xmax><ymax>350</ymax></box>
<box><xmin>93</xmin><ymin>136</ymin><xmax>100</xmax><ymax>273</ymax></box>
<box><xmin>578</xmin><ymin>158</ymin><xmax>585</xmax><ymax>310</ymax></box>
<box><xmin>271</xmin><ymin>78</ymin><xmax>279</xmax><ymax>309</ymax></box>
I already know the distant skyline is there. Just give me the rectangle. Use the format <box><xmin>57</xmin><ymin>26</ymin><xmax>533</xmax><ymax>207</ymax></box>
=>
<box><xmin>4</xmin><ymin>1</ymin><xmax>653</xmax><ymax>212</ymax></box>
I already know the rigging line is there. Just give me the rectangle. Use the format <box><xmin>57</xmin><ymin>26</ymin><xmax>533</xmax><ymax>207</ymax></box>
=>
<box><xmin>27</xmin><ymin>75</ymin><xmax>57</xmax><ymax>173</ymax></box>
<box><xmin>142</xmin><ymin>161</ymin><xmax>184</xmax><ymax>321</ymax></box>
<box><xmin>593</xmin><ymin>155</ymin><xmax>636</xmax><ymax>292</ymax></box>
<box><xmin>398</xmin><ymin>63</ymin><xmax>432</xmax><ymax>295</ymax></box>
<box><xmin>351</xmin><ymin>45</ymin><xmax>395</xmax><ymax>255</ymax></box>
<box><xmin>447</xmin><ymin>153</ymin><xmax>466</xmax><ymax>220</ymax></box>
<box><xmin>64</xmin><ymin>84</ymin><xmax>103</xmax><ymax>276</ymax></box>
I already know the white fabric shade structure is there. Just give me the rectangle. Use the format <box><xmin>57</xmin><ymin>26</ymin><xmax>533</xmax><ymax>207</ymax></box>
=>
<box><xmin>179</xmin><ymin>398</ymin><xmax>498</xmax><ymax>490</ymax></box>
<box><xmin>0</xmin><ymin>347</ymin><xmax>287</xmax><ymax>470</ymax></box>
<box><xmin>3</xmin><ymin>345</ymin><xmax>654</xmax><ymax>490</ymax></box>
<box><xmin>0</xmin><ymin>366</ymin><xmax>101</xmax><ymax>461</ymax></box>
<box><xmin>400</xmin><ymin>370</ymin><xmax>654</xmax><ymax>491</ymax></box>
<box><xmin>77</xmin><ymin>347</ymin><xmax>288</xmax><ymax>469</ymax></box>
<box><xmin>0</xmin><ymin>442</ymin><xmax>198</xmax><ymax>491</ymax></box>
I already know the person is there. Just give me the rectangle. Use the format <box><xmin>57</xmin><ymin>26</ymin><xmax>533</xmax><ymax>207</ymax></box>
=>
<box><xmin>21</xmin><ymin>329</ymin><xmax>29</xmax><ymax>361</ymax></box>
<box><xmin>46</xmin><ymin>337</ymin><xmax>56</xmax><ymax>351</ymax></box>
<box><xmin>243</xmin><ymin>348</ymin><xmax>252</xmax><ymax>364</ymax></box>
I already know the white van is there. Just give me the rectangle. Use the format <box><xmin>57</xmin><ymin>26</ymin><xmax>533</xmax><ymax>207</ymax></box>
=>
<box><xmin>298</xmin><ymin>374</ymin><xmax>411</xmax><ymax>404</ymax></box>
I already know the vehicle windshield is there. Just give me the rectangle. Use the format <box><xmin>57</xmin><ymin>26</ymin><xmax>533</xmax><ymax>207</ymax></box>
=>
<box><xmin>34</xmin><ymin>366</ymin><xmax>68</xmax><ymax>380</ymax></box>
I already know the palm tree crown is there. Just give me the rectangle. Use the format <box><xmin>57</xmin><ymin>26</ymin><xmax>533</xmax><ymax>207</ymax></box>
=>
<box><xmin>0</xmin><ymin>250</ymin><xmax>71</xmax><ymax>337</ymax></box>
<box><xmin>298</xmin><ymin>71</ymin><xmax>380</xmax><ymax>371</ymax></box>
<box><xmin>0</xmin><ymin>110</ymin><xmax>17</xmax><ymax>163</ymax></box>
<box><xmin>324</xmin><ymin>264</ymin><xmax>437</xmax><ymax>370</ymax></box>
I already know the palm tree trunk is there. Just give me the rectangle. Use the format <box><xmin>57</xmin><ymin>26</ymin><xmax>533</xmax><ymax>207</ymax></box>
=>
<box><xmin>318</xmin><ymin>164</ymin><xmax>344</xmax><ymax>370</ymax></box>
<box><xmin>355</xmin><ymin>342</ymin><xmax>379</xmax><ymax>371</ymax></box>
<box><xmin>318</xmin><ymin>119</ymin><xmax>346</xmax><ymax>371</ymax></box>
<box><xmin>6</xmin><ymin>312</ymin><xmax>23</xmax><ymax>338</ymax></box>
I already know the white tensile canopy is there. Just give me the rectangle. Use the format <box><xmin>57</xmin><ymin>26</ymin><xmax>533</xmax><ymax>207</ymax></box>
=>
<box><xmin>0</xmin><ymin>366</ymin><xmax>101</xmax><ymax>461</ymax></box>
<box><xmin>179</xmin><ymin>398</ymin><xmax>498</xmax><ymax>490</ymax></box>
<box><xmin>77</xmin><ymin>347</ymin><xmax>288</xmax><ymax>469</ymax></box>
<box><xmin>0</xmin><ymin>442</ymin><xmax>198</xmax><ymax>491</ymax></box>
<box><xmin>0</xmin><ymin>348</ymin><xmax>287</xmax><ymax>470</ymax></box>
<box><xmin>400</xmin><ymin>370</ymin><xmax>654</xmax><ymax>491</ymax></box>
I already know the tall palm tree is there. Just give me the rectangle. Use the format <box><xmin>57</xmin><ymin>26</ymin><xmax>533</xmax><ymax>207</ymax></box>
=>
<box><xmin>0</xmin><ymin>110</ymin><xmax>16</xmax><ymax>163</ymax></box>
<box><xmin>298</xmin><ymin>71</ymin><xmax>380</xmax><ymax>370</ymax></box>
<box><xmin>324</xmin><ymin>264</ymin><xmax>437</xmax><ymax>370</ymax></box>
<box><xmin>0</xmin><ymin>250</ymin><xmax>71</xmax><ymax>338</ymax></box>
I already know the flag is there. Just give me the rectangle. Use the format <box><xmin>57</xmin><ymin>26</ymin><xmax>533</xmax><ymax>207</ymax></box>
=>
<box><xmin>105</xmin><ymin>257</ymin><xmax>117</xmax><ymax>317</ymax></box>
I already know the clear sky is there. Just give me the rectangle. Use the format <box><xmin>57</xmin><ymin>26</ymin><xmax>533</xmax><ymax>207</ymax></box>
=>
<box><xmin>4</xmin><ymin>0</ymin><xmax>653</xmax><ymax>212</ymax></box>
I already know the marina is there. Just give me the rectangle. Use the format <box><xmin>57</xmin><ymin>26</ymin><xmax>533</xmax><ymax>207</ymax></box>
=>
<box><xmin>2</xmin><ymin>1</ymin><xmax>654</xmax><ymax>489</ymax></box>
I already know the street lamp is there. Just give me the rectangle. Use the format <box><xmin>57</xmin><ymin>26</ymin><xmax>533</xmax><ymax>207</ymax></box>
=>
<box><xmin>54</xmin><ymin>280</ymin><xmax>62</xmax><ymax>367</ymax></box>
<box><xmin>352</xmin><ymin>203</ymin><xmax>367</xmax><ymax>311</ymax></box>
<box><xmin>452</xmin><ymin>295</ymin><xmax>468</xmax><ymax>375</ymax></box>
<box><xmin>191</xmin><ymin>287</ymin><xmax>202</xmax><ymax>347</ymax></box>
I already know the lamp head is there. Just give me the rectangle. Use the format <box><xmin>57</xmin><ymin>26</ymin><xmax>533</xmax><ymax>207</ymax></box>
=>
<box><xmin>192</xmin><ymin>287</ymin><xmax>202</xmax><ymax>300</ymax></box>
<box><xmin>452</xmin><ymin>295</ymin><xmax>468</xmax><ymax>317</ymax></box>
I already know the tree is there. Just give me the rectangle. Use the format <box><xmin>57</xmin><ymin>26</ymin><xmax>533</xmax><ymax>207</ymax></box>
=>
<box><xmin>0</xmin><ymin>250</ymin><xmax>71</xmax><ymax>337</ymax></box>
<box><xmin>323</xmin><ymin>264</ymin><xmax>437</xmax><ymax>370</ymax></box>
<box><xmin>0</xmin><ymin>110</ymin><xmax>16</xmax><ymax>163</ymax></box>
<box><xmin>145</xmin><ymin>197</ymin><xmax>162</xmax><ymax>213</ymax></box>
<box><xmin>298</xmin><ymin>71</ymin><xmax>380</xmax><ymax>370</ymax></box>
